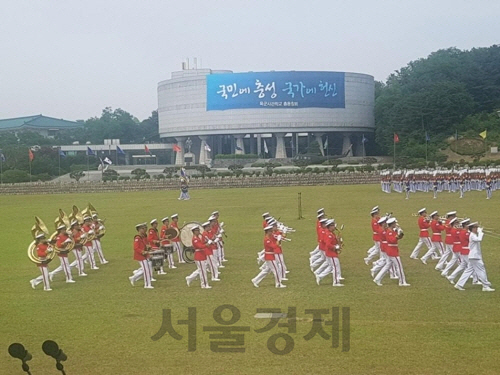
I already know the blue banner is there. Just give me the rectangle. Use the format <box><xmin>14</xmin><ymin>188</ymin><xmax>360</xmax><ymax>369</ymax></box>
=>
<box><xmin>206</xmin><ymin>71</ymin><xmax>345</xmax><ymax>110</ymax></box>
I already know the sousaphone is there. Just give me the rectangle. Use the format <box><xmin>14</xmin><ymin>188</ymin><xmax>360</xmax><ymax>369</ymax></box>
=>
<box><xmin>27</xmin><ymin>217</ymin><xmax>56</xmax><ymax>265</ymax></box>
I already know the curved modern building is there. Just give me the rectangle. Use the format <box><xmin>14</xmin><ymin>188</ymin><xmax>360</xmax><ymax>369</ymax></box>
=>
<box><xmin>158</xmin><ymin>69</ymin><xmax>374</xmax><ymax>164</ymax></box>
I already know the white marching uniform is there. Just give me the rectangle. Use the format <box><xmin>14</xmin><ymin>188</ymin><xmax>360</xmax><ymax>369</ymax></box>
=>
<box><xmin>455</xmin><ymin>230</ymin><xmax>493</xmax><ymax>290</ymax></box>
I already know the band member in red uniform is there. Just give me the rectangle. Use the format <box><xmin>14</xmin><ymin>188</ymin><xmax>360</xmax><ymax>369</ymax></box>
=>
<box><xmin>186</xmin><ymin>225</ymin><xmax>211</xmax><ymax>289</ymax></box>
<box><xmin>30</xmin><ymin>232</ymin><xmax>54</xmax><ymax>291</ymax></box>
<box><xmin>421</xmin><ymin>211</ymin><xmax>445</xmax><ymax>264</ymax></box>
<box><xmin>69</xmin><ymin>218</ymin><xmax>87</xmax><ymax>276</ymax></box>
<box><xmin>316</xmin><ymin>220</ymin><xmax>343</xmax><ymax>286</ymax></box>
<box><xmin>251</xmin><ymin>225</ymin><xmax>286</xmax><ymax>288</ymax></box>
<box><xmin>410</xmin><ymin>208</ymin><xmax>432</xmax><ymax>259</ymax></box>
<box><xmin>170</xmin><ymin>214</ymin><xmax>185</xmax><ymax>263</ymax></box>
<box><xmin>202</xmin><ymin>221</ymin><xmax>220</xmax><ymax>281</ymax></box>
<box><xmin>129</xmin><ymin>223</ymin><xmax>154</xmax><ymax>289</ymax></box>
<box><xmin>435</xmin><ymin>211</ymin><xmax>457</xmax><ymax>271</ymax></box>
<box><xmin>441</xmin><ymin>218</ymin><xmax>461</xmax><ymax>277</ymax></box>
<box><xmin>365</xmin><ymin>206</ymin><xmax>381</xmax><ymax>265</ymax></box>
<box><xmin>148</xmin><ymin>219</ymin><xmax>166</xmax><ymax>275</ymax></box>
<box><xmin>310</xmin><ymin>218</ymin><xmax>329</xmax><ymax>271</ymax></box>
<box><xmin>370</xmin><ymin>216</ymin><xmax>395</xmax><ymax>278</ymax></box>
<box><xmin>309</xmin><ymin>210</ymin><xmax>326</xmax><ymax>265</ymax></box>
<box><xmin>374</xmin><ymin>218</ymin><xmax>410</xmax><ymax>286</ymax></box>
<box><xmin>447</xmin><ymin>219</ymin><xmax>477</xmax><ymax>284</ymax></box>
<box><xmin>82</xmin><ymin>215</ymin><xmax>98</xmax><ymax>270</ymax></box>
<box><xmin>49</xmin><ymin>220</ymin><xmax>75</xmax><ymax>283</ymax></box>
<box><xmin>271</xmin><ymin>221</ymin><xmax>288</xmax><ymax>280</ymax></box>
<box><xmin>211</xmin><ymin>211</ymin><xmax>227</xmax><ymax>263</ymax></box>
<box><xmin>160</xmin><ymin>216</ymin><xmax>176</xmax><ymax>269</ymax></box>
<box><xmin>92</xmin><ymin>213</ymin><xmax>108</xmax><ymax>265</ymax></box>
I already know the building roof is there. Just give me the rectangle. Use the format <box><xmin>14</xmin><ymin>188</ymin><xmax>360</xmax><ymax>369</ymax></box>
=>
<box><xmin>0</xmin><ymin>115</ymin><xmax>82</xmax><ymax>131</ymax></box>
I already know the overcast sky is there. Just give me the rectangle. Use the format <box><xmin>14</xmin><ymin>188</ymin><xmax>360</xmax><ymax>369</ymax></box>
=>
<box><xmin>1</xmin><ymin>0</ymin><xmax>499</xmax><ymax>121</ymax></box>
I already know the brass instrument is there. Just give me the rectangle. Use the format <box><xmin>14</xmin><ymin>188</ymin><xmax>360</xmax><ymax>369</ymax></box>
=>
<box><xmin>50</xmin><ymin>211</ymin><xmax>75</xmax><ymax>253</ymax></box>
<box><xmin>28</xmin><ymin>217</ymin><xmax>56</xmax><ymax>265</ymax></box>
<box><xmin>334</xmin><ymin>224</ymin><xmax>345</xmax><ymax>251</ymax></box>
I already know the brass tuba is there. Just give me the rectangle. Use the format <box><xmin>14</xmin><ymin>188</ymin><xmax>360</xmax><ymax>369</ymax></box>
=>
<box><xmin>50</xmin><ymin>210</ymin><xmax>75</xmax><ymax>253</ymax></box>
<box><xmin>28</xmin><ymin>217</ymin><xmax>56</xmax><ymax>265</ymax></box>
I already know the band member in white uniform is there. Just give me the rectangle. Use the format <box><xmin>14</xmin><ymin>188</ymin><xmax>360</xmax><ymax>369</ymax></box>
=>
<box><xmin>454</xmin><ymin>222</ymin><xmax>495</xmax><ymax>292</ymax></box>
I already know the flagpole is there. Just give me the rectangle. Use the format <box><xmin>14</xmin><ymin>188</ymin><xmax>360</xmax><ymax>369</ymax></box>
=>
<box><xmin>393</xmin><ymin>136</ymin><xmax>396</xmax><ymax>170</ymax></box>
<box><xmin>0</xmin><ymin>158</ymin><xmax>3</xmax><ymax>184</ymax></box>
<box><xmin>87</xmin><ymin>154</ymin><xmax>89</xmax><ymax>181</ymax></box>
<box><xmin>115</xmin><ymin>147</ymin><xmax>118</xmax><ymax>166</ymax></box>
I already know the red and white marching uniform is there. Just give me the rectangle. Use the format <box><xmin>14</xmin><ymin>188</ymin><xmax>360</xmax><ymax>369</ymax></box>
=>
<box><xmin>316</xmin><ymin>230</ymin><xmax>342</xmax><ymax>285</ymax></box>
<box><xmin>435</xmin><ymin>220</ymin><xmax>454</xmax><ymax>270</ymax></box>
<box><xmin>148</xmin><ymin>227</ymin><xmax>166</xmax><ymax>275</ymax></box>
<box><xmin>160</xmin><ymin>223</ymin><xmax>175</xmax><ymax>269</ymax></box>
<box><xmin>30</xmin><ymin>243</ymin><xmax>52</xmax><ymax>291</ymax></box>
<box><xmin>69</xmin><ymin>228</ymin><xmax>86</xmax><ymax>276</ymax></box>
<box><xmin>410</xmin><ymin>216</ymin><xmax>432</xmax><ymax>258</ymax></box>
<box><xmin>130</xmin><ymin>234</ymin><xmax>153</xmax><ymax>288</ymax></box>
<box><xmin>441</xmin><ymin>226</ymin><xmax>462</xmax><ymax>277</ymax></box>
<box><xmin>202</xmin><ymin>229</ymin><xmax>220</xmax><ymax>281</ymax></box>
<box><xmin>311</xmin><ymin>226</ymin><xmax>327</xmax><ymax>269</ymax></box>
<box><xmin>49</xmin><ymin>232</ymin><xmax>74</xmax><ymax>282</ymax></box>
<box><xmin>421</xmin><ymin>219</ymin><xmax>445</xmax><ymax>263</ymax></box>
<box><xmin>365</xmin><ymin>216</ymin><xmax>382</xmax><ymax>264</ymax></box>
<box><xmin>456</xmin><ymin>228</ymin><xmax>494</xmax><ymax>290</ymax></box>
<box><xmin>92</xmin><ymin>219</ymin><xmax>108</xmax><ymax>265</ymax></box>
<box><xmin>186</xmin><ymin>234</ymin><xmax>210</xmax><ymax>288</ymax></box>
<box><xmin>309</xmin><ymin>218</ymin><xmax>323</xmax><ymax>261</ymax></box>
<box><xmin>447</xmin><ymin>228</ymin><xmax>474</xmax><ymax>283</ymax></box>
<box><xmin>251</xmin><ymin>235</ymin><xmax>284</xmax><ymax>288</ymax></box>
<box><xmin>273</xmin><ymin>229</ymin><xmax>288</xmax><ymax>279</ymax></box>
<box><xmin>374</xmin><ymin>228</ymin><xmax>409</xmax><ymax>286</ymax></box>
<box><xmin>170</xmin><ymin>221</ymin><xmax>185</xmax><ymax>263</ymax></box>
<box><xmin>82</xmin><ymin>222</ymin><xmax>98</xmax><ymax>270</ymax></box>
<box><xmin>371</xmin><ymin>225</ymin><xmax>396</xmax><ymax>279</ymax></box>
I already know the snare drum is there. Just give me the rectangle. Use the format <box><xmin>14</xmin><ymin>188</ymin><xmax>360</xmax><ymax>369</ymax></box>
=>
<box><xmin>150</xmin><ymin>250</ymin><xmax>165</xmax><ymax>270</ymax></box>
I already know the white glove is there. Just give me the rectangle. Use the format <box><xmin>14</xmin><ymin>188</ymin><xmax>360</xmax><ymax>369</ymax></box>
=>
<box><xmin>88</xmin><ymin>230</ymin><xmax>95</xmax><ymax>235</ymax></box>
<box><xmin>478</xmin><ymin>227</ymin><xmax>483</xmax><ymax>234</ymax></box>
<box><xmin>220</xmin><ymin>229</ymin><xmax>225</xmax><ymax>234</ymax></box>
<box><xmin>277</xmin><ymin>235</ymin><xmax>282</xmax><ymax>241</ymax></box>
<box><xmin>335</xmin><ymin>245</ymin><xmax>340</xmax><ymax>250</ymax></box>
<box><xmin>207</xmin><ymin>240</ymin><xmax>213</xmax><ymax>245</ymax></box>
<box><xmin>99</xmin><ymin>225</ymin><xmax>105</xmax><ymax>230</ymax></box>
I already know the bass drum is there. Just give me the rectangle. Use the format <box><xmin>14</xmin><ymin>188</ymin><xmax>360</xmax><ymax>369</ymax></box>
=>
<box><xmin>180</xmin><ymin>222</ymin><xmax>204</xmax><ymax>247</ymax></box>
<box><xmin>180</xmin><ymin>222</ymin><xmax>204</xmax><ymax>264</ymax></box>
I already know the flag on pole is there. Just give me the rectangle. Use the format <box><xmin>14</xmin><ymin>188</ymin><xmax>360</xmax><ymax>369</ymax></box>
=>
<box><xmin>59</xmin><ymin>149</ymin><xmax>66</xmax><ymax>158</ymax></box>
<box><xmin>362</xmin><ymin>134</ymin><xmax>368</xmax><ymax>144</ymax></box>
<box><xmin>116</xmin><ymin>145</ymin><xmax>125</xmax><ymax>155</ymax></box>
<box><xmin>103</xmin><ymin>157</ymin><xmax>113</xmax><ymax>165</ymax></box>
<box><xmin>323</xmin><ymin>138</ymin><xmax>328</xmax><ymax>149</ymax></box>
<box><xmin>479</xmin><ymin>130</ymin><xmax>487</xmax><ymax>139</ymax></box>
<box><xmin>173</xmin><ymin>144</ymin><xmax>181</xmax><ymax>152</ymax></box>
<box><xmin>180</xmin><ymin>168</ymin><xmax>186</xmax><ymax>178</ymax></box>
<box><xmin>86</xmin><ymin>147</ymin><xmax>95</xmax><ymax>156</ymax></box>
<box><xmin>425</xmin><ymin>131</ymin><xmax>430</xmax><ymax>142</ymax></box>
<box><xmin>394</xmin><ymin>133</ymin><xmax>400</xmax><ymax>143</ymax></box>
<box><xmin>204</xmin><ymin>144</ymin><xmax>211</xmax><ymax>152</ymax></box>
<box><xmin>263</xmin><ymin>140</ymin><xmax>269</xmax><ymax>154</ymax></box>
<box><xmin>0</xmin><ymin>150</ymin><xmax>5</xmax><ymax>162</ymax></box>
<box><xmin>235</xmin><ymin>146</ymin><xmax>243</xmax><ymax>151</ymax></box>
<box><xmin>145</xmin><ymin>145</ymin><xmax>151</xmax><ymax>155</ymax></box>
<box><xmin>28</xmin><ymin>148</ymin><xmax>34</xmax><ymax>161</ymax></box>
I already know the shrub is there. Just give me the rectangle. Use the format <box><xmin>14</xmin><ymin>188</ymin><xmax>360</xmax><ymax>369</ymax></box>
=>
<box><xmin>154</xmin><ymin>174</ymin><xmax>165</xmax><ymax>180</ymax></box>
<box><xmin>1</xmin><ymin>169</ymin><xmax>31</xmax><ymax>183</ymax></box>
<box><xmin>228</xmin><ymin>164</ymin><xmax>244</xmax><ymax>171</ymax></box>
<box><xmin>118</xmin><ymin>176</ymin><xmax>130</xmax><ymax>181</ymax></box>
<box><xmin>217</xmin><ymin>171</ymin><xmax>233</xmax><ymax>177</ymax></box>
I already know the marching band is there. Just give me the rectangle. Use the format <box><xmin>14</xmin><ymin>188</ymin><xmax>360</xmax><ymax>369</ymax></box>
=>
<box><xmin>29</xmin><ymin>204</ymin><xmax>108</xmax><ymax>291</ymax></box>
<box><xmin>381</xmin><ymin>168</ymin><xmax>500</xmax><ymax>199</ymax></box>
<box><xmin>27</xmin><ymin>201</ymin><xmax>496</xmax><ymax>293</ymax></box>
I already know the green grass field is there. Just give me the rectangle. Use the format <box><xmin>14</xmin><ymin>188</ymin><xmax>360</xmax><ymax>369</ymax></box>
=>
<box><xmin>1</xmin><ymin>185</ymin><xmax>499</xmax><ymax>374</ymax></box>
